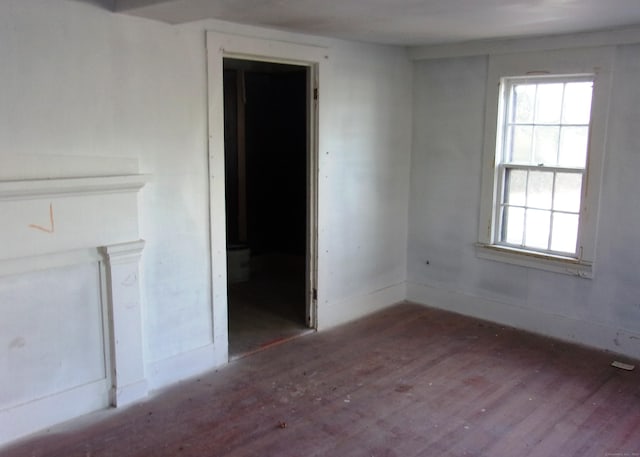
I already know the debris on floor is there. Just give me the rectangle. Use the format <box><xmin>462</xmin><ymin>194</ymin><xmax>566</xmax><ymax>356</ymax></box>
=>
<box><xmin>611</xmin><ymin>361</ymin><xmax>635</xmax><ymax>371</ymax></box>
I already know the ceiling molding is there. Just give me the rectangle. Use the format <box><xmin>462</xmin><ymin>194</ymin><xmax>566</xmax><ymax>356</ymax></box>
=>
<box><xmin>408</xmin><ymin>25</ymin><xmax>640</xmax><ymax>60</ymax></box>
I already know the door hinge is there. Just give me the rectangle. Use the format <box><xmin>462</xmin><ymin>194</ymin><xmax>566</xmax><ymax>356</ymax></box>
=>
<box><xmin>313</xmin><ymin>88</ymin><xmax>318</xmax><ymax>100</ymax></box>
<box><xmin>312</xmin><ymin>288</ymin><xmax>317</xmax><ymax>301</ymax></box>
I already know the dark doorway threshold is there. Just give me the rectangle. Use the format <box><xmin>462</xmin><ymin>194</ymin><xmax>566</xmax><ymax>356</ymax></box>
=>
<box><xmin>227</xmin><ymin>254</ymin><xmax>312</xmax><ymax>359</ymax></box>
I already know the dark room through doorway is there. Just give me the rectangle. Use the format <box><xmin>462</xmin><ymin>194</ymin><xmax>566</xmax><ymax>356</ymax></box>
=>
<box><xmin>223</xmin><ymin>58</ymin><xmax>312</xmax><ymax>359</ymax></box>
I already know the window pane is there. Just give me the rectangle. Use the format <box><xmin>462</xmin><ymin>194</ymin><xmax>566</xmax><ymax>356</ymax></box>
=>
<box><xmin>505</xmin><ymin>169</ymin><xmax>527</xmax><ymax>206</ymax></box>
<box><xmin>507</xmin><ymin>126</ymin><xmax>533</xmax><ymax>163</ymax></box>
<box><xmin>513</xmin><ymin>84</ymin><xmax>536</xmax><ymax>124</ymax></box>
<box><xmin>533</xmin><ymin>126</ymin><xmax>560</xmax><ymax>166</ymax></box>
<box><xmin>502</xmin><ymin>206</ymin><xmax>524</xmax><ymax>245</ymax></box>
<box><xmin>554</xmin><ymin>173</ymin><xmax>582</xmax><ymax>212</ymax></box>
<box><xmin>550</xmin><ymin>213</ymin><xmax>579</xmax><ymax>253</ymax></box>
<box><xmin>534</xmin><ymin>83</ymin><xmax>563</xmax><ymax>124</ymax></box>
<box><xmin>562</xmin><ymin>81</ymin><xmax>593</xmax><ymax>124</ymax></box>
<box><xmin>525</xmin><ymin>209</ymin><xmax>551</xmax><ymax>250</ymax></box>
<box><xmin>558</xmin><ymin>126</ymin><xmax>589</xmax><ymax>168</ymax></box>
<box><xmin>527</xmin><ymin>171</ymin><xmax>553</xmax><ymax>209</ymax></box>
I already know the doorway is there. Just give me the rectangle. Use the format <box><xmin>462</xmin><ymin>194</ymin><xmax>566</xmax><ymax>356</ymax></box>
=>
<box><xmin>223</xmin><ymin>58</ymin><xmax>313</xmax><ymax>358</ymax></box>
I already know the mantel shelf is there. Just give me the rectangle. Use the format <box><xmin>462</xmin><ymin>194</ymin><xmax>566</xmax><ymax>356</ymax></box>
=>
<box><xmin>0</xmin><ymin>174</ymin><xmax>150</xmax><ymax>200</ymax></box>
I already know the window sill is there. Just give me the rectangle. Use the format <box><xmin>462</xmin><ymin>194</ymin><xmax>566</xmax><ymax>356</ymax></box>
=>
<box><xmin>475</xmin><ymin>243</ymin><xmax>593</xmax><ymax>279</ymax></box>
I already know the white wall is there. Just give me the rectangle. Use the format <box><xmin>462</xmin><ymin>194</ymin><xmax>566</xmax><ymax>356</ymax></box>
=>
<box><xmin>407</xmin><ymin>46</ymin><xmax>640</xmax><ymax>359</ymax></box>
<box><xmin>0</xmin><ymin>0</ymin><xmax>412</xmax><ymax>442</ymax></box>
<box><xmin>0</xmin><ymin>0</ymin><xmax>213</xmax><ymax>369</ymax></box>
<box><xmin>316</xmin><ymin>40</ymin><xmax>412</xmax><ymax>327</ymax></box>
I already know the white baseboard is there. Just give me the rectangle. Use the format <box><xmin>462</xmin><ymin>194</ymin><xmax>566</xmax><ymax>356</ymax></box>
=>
<box><xmin>318</xmin><ymin>281</ymin><xmax>407</xmax><ymax>331</ymax></box>
<box><xmin>0</xmin><ymin>379</ymin><xmax>109</xmax><ymax>447</ymax></box>
<box><xmin>111</xmin><ymin>378</ymin><xmax>149</xmax><ymax>407</ymax></box>
<box><xmin>146</xmin><ymin>343</ymin><xmax>227</xmax><ymax>391</ymax></box>
<box><xmin>407</xmin><ymin>281</ymin><xmax>640</xmax><ymax>360</ymax></box>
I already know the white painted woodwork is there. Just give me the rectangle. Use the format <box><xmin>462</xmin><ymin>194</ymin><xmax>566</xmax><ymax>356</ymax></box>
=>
<box><xmin>407</xmin><ymin>282</ymin><xmax>640</xmax><ymax>362</ymax></box>
<box><xmin>0</xmin><ymin>175</ymin><xmax>146</xmax><ymax>260</ymax></box>
<box><xmin>0</xmin><ymin>167</ymin><xmax>148</xmax><ymax>443</ymax></box>
<box><xmin>101</xmin><ymin>241</ymin><xmax>148</xmax><ymax>407</ymax></box>
<box><xmin>206</xmin><ymin>31</ymin><xmax>326</xmax><ymax>350</ymax></box>
<box><xmin>0</xmin><ymin>251</ymin><xmax>112</xmax><ymax>443</ymax></box>
<box><xmin>0</xmin><ymin>261</ymin><xmax>107</xmax><ymax>411</ymax></box>
<box><xmin>475</xmin><ymin>47</ymin><xmax>614</xmax><ymax>278</ymax></box>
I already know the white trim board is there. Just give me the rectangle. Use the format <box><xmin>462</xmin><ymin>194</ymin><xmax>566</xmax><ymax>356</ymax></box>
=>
<box><xmin>409</xmin><ymin>25</ymin><xmax>640</xmax><ymax>60</ymax></box>
<box><xmin>206</xmin><ymin>31</ymin><xmax>327</xmax><ymax>363</ymax></box>
<box><xmin>0</xmin><ymin>378</ymin><xmax>109</xmax><ymax>446</ymax></box>
<box><xmin>0</xmin><ymin>247</ymin><xmax>102</xmax><ymax>278</ymax></box>
<box><xmin>145</xmin><ymin>343</ymin><xmax>226</xmax><ymax>391</ymax></box>
<box><xmin>0</xmin><ymin>175</ymin><xmax>148</xmax><ymax>201</ymax></box>
<box><xmin>406</xmin><ymin>281</ymin><xmax>640</xmax><ymax>360</ymax></box>
<box><xmin>475</xmin><ymin>46</ymin><xmax>614</xmax><ymax>279</ymax></box>
<box><xmin>317</xmin><ymin>282</ymin><xmax>406</xmax><ymax>331</ymax></box>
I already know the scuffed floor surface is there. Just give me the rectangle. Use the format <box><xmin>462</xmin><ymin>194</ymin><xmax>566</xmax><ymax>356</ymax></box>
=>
<box><xmin>3</xmin><ymin>303</ymin><xmax>640</xmax><ymax>457</ymax></box>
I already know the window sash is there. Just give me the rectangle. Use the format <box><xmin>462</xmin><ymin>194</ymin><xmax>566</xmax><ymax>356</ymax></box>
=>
<box><xmin>495</xmin><ymin>164</ymin><xmax>584</xmax><ymax>256</ymax></box>
<box><xmin>499</xmin><ymin>77</ymin><xmax>593</xmax><ymax>167</ymax></box>
<box><xmin>493</xmin><ymin>76</ymin><xmax>593</xmax><ymax>259</ymax></box>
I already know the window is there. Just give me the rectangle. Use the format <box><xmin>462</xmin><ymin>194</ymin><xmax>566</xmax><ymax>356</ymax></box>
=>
<box><xmin>477</xmin><ymin>48</ymin><xmax>614</xmax><ymax>278</ymax></box>
<box><xmin>497</xmin><ymin>76</ymin><xmax>592</xmax><ymax>256</ymax></box>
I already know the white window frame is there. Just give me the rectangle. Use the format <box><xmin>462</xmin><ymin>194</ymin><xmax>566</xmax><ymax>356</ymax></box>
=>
<box><xmin>476</xmin><ymin>47</ymin><xmax>614</xmax><ymax>278</ymax></box>
<box><xmin>495</xmin><ymin>74</ymin><xmax>593</xmax><ymax>256</ymax></box>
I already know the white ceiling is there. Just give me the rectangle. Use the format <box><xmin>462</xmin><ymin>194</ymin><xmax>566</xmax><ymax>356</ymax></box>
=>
<box><xmin>116</xmin><ymin>0</ymin><xmax>640</xmax><ymax>46</ymax></box>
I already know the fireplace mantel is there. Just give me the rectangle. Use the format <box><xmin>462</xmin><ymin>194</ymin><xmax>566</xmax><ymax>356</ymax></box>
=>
<box><xmin>0</xmin><ymin>172</ymin><xmax>149</xmax><ymax>444</ymax></box>
<box><xmin>0</xmin><ymin>174</ymin><xmax>148</xmax><ymax>261</ymax></box>
<box><xmin>0</xmin><ymin>174</ymin><xmax>147</xmax><ymax>200</ymax></box>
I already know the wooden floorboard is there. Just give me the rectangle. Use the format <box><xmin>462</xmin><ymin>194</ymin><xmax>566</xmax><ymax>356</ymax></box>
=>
<box><xmin>3</xmin><ymin>302</ymin><xmax>639</xmax><ymax>457</ymax></box>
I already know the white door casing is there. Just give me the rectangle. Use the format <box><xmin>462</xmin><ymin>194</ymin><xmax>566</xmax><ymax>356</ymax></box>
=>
<box><xmin>206</xmin><ymin>32</ymin><xmax>327</xmax><ymax>359</ymax></box>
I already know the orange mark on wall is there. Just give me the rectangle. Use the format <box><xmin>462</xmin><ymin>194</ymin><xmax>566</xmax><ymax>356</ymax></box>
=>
<box><xmin>28</xmin><ymin>203</ymin><xmax>55</xmax><ymax>234</ymax></box>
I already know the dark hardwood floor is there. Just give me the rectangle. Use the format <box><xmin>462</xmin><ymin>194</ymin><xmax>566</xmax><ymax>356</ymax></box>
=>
<box><xmin>3</xmin><ymin>303</ymin><xmax>639</xmax><ymax>457</ymax></box>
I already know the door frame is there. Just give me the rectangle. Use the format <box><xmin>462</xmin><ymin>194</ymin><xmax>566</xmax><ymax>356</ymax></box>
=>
<box><xmin>206</xmin><ymin>32</ymin><xmax>326</xmax><ymax>362</ymax></box>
